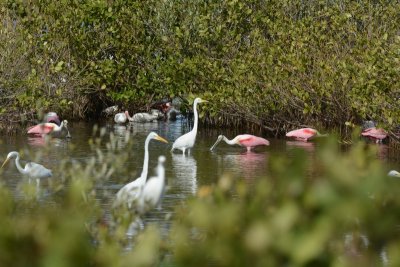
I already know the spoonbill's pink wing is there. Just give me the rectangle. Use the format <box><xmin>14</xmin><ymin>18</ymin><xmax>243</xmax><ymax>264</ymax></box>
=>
<box><xmin>27</xmin><ymin>123</ymin><xmax>55</xmax><ymax>135</ymax></box>
<box><xmin>237</xmin><ymin>135</ymin><xmax>270</xmax><ymax>147</ymax></box>
<box><xmin>286</xmin><ymin>128</ymin><xmax>317</xmax><ymax>140</ymax></box>
<box><xmin>361</xmin><ymin>127</ymin><xmax>387</xmax><ymax>140</ymax></box>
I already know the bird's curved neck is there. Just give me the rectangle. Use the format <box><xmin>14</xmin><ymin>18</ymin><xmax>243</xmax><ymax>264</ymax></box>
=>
<box><xmin>14</xmin><ymin>154</ymin><xmax>27</xmax><ymax>175</ymax></box>
<box><xmin>192</xmin><ymin>101</ymin><xmax>199</xmax><ymax>136</ymax></box>
<box><xmin>140</xmin><ymin>136</ymin><xmax>151</xmax><ymax>182</ymax></box>
<box><xmin>125</xmin><ymin>111</ymin><xmax>132</xmax><ymax>120</ymax></box>
<box><xmin>223</xmin><ymin>136</ymin><xmax>237</xmax><ymax>145</ymax></box>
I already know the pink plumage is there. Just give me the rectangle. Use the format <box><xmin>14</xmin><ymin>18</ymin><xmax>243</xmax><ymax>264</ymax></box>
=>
<box><xmin>27</xmin><ymin>123</ymin><xmax>57</xmax><ymax>135</ymax></box>
<box><xmin>286</xmin><ymin>128</ymin><xmax>318</xmax><ymax>141</ymax></box>
<box><xmin>236</xmin><ymin>134</ymin><xmax>270</xmax><ymax>147</ymax></box>
<box><xmin>210</xmin><ymin>134</ymin><xmax>269</xmax><ymax>152</ymax></box>
<box><xmin>361</xmin><ymin>127</ymin><xmax>387</xmax><ymax>142</ymax></box>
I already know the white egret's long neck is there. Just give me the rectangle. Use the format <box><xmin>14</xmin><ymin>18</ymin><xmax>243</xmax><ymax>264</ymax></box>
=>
<box><xmin>141</xmin><ymin>136</ymin><xmax>151</xmax><ymax>182</ymax></box>
<box><xmin>223</xmin><ymin>136</ymin><xmax>237</xmax><ymax>145</ymax></box>
<box><xmin>157</xmin><ymin>163</ymin><xmax>165</xmax><ymax>182</ymax></box>
<box><xmin>14</xmin><ymin>154</ymin><xmax>27</xmax><ymax>175</ymax></box>
<box><xmin>192</xmin><ymin>100</ymin><xmax>199</xmax><ymax>136</ymax></box>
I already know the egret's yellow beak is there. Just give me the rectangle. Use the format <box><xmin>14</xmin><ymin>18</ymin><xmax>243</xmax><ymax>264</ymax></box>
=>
<box><xmin>155</xmin><ymin>135</ymin><xmax>168</xmax><ymax>143</ymax></box>
<box><xmin>1</xmin><ymin>158</ymin><xmax>10</xmax><ymax>169</ymax></box>
<box><xmin>200</xmin><ymin>99</ymin><xmax>209</xmax><ymax>103</ymax></box>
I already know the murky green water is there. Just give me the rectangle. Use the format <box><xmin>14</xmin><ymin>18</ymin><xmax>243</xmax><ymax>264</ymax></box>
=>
<box><xmin>0</xmin><ymin>118</ymin><xmax>398</xmax><ymax>228</ymax></box>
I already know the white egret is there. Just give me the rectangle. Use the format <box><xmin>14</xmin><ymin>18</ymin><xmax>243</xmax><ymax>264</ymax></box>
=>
<box><xmin>171</xmin><ymin>97</ymin><xmax>208</xmax><ymax>154</ymax></box>
<box><xmin>1</xmin><ymin>151</ymin><xmax>52</xmax><ymax>185</ymax></box>
<box><xmin>136</xmin><ymin>155</ymin><xmax>166</xmax><ymax>214</ymax></box>
<box><xmin>114</xmin><ymin>132</ymin><xmax>168</xmax><ymax>208</ymax></box>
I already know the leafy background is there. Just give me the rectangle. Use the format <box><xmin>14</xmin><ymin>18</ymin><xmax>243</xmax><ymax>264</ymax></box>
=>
<box><xmin>0</xmin><ymin>0</ymin><xmax>398</xmax><ymax>136</ymax></box>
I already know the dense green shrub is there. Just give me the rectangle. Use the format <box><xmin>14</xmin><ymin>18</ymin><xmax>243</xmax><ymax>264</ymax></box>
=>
<box><xmin>0</xmin><ymin>0</ymin><xmax>399</xmax><ymax>135</ymax></box>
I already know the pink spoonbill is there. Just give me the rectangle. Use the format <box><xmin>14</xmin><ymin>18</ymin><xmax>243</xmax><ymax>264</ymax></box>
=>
<box><xmin>361</xmin><ymin>127</ymin><xmax>387</xmax><ymax>143</ymax></box>
<box><xmin>210</xmin><ymin>134</ymin><xmax>270</xmax><ymax>152</ymax></box>
<box><xmin>27</xmin><ymin>120</ymin><xmax>71</xmax><ymax>138</ymax></box>
<box><xmin>286</xmin><ymin>128</ymin><xmax>327</xmax><ymax>142</ymax></box>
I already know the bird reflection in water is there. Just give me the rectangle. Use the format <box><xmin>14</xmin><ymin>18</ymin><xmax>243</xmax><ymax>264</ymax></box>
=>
<box><xmin>213</xmin><ymin>152</ymin><xmax>268</xmax><ymax>183</ymax></box>
<box><xmin>27</xmin><ymin>135</ymin><xmax>70</xmax><ymax>148</ymax></box>
<box><xmin>113</xmin><ymin>124</ymin><xmax>127</xmax><ymax>137</ymax></box>
<box><xmin>172</xmin><ymin>154</ymin><xmax>197</xmax><ymax>195</ymax></box>
<box><xmin>286</xmin><ymin>140</ymin><xmax>316</xmax><ymax>153</ymax></box>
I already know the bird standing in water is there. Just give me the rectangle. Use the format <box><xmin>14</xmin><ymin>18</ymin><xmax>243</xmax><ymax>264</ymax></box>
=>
<box><xmin>114</xmin><ymin>132</ymin><xmax>168</xmax><ymax>209</ymax></box>
<box><xmin>286</xmin><ymin>128</ymin><xmax>327</xmax><ymax>142</ymax></box>
<box><xmin>136</xmin><ymin>155</ymin><xmax>167</xmax><ymax>214</ymax></box>
<box><xmin>210</xmin><ymin>134</ymin><xmax>270</xmax><ymax>152</ymax></box>
<box><xmin>27</xmin><ymin>120</ymin><xmax>71</xmax><ymax>138</ymax></box>
<box><xmin>171</xmin><ymin>97</ymin><xmax>208</xmax><ymax>155</ymax></box>
<box><xmin>1</xmin><ymin>151</ymin><xmax>52</xmax><ymax>186</ymax></box>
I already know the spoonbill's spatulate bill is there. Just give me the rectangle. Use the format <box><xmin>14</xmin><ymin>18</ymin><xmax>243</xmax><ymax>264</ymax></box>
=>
<box><xmin>210</xmin><ymin>134</ymin><xmax>270</xmax><ymax>152</ymax></box>
<box><xmin>171</xmin><ymin>97</ymin><xmax>208</xmax><ymax>155</ymax></box>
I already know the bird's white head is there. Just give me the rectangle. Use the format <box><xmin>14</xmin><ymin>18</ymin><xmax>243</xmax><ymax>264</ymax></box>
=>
<box><xmin>1</xmin><ymin>151</ymin><xmax>19</xmax><ymax>168</ymax></box>
<box><xmin>388</xmin><ymin>170</ymin><xmax>400</xmax><ymax>178</ymax></box>
<box><xmin>158</xmin><ymin>155</ymin><xmax>166</xmax><ymax>164</ymax></box>
<box><xmin>62</xmin><ymin>120</ymin><xmax>68</xmax><ymax>127</ymax></box>
<box><xmin>194</xmin><ymin>97</ymin><xmax>208</xmax><ymax>104</ymax></box>
<box><xmin>148</xmin><ymin>132</ymin><xmax>169</xmax><ymax>143</ymax></box>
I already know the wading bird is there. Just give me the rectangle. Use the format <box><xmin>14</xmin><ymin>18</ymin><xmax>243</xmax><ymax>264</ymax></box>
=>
<box><xmin>388</xmin><ymin>170</ymin><xmax>400</xmax><ymax>177</ymax></box>
<box><xmin>286</xmin><ymin>128</ymin><xmax>327</xmax><ymax>142</ymax></box>
<box><xmin>27</xmin><ymin>120</ymin><xmax>71</xmax><ymax>138</ymax></box>
<box><xmin>171</xmin><ymin>97</ymin><xmax>208</xmax><ymax>154</ymax></box>
<box><xmin>114</xmin><ymin>111</ymin><xmax>130</xmax><ymax>124</ymax></box>
<box><xmin>1</xmin><ymin>151</ymin><xmax>52</xmax><ymax>185</ymax></box>
<box><xmin>361</xmin><ymin>127</ymin><xmax>388</xmax><ymax>143</ymax></box>
<box><xmin>210</xmin><ymin>134</ymin><xmax>270</xmax><ymax>152</ymax></box>
<box><xmin>136</xmin><ymin>155</ymin><xmax>166</xmax><ymax>214</ymax></box>
<box><xmin>114</xmin><ymin>132</ymin><xmax>168</xmax><ymax>209</ymax></box>
<box><xmin>130</xmin><ymin>110</ymin><xmax>162</xmax><ymax>123</ymax></box>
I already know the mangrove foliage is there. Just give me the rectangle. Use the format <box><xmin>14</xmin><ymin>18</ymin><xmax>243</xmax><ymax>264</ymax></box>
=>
<box><xmin>0</xmin><ymin>0</ymin><xmax>399</xmax><ymax>134</ymax></box>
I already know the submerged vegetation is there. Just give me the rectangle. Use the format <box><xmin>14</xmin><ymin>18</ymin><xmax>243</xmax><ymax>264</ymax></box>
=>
<box><xmin>0</xmin><ymin>0</ymin><xmax>399</xmax><ymax>135</ymax></box>
<box><xmin>0</xmin><ymin>128</ymin><xmax>400</xmax><ymax>266</ymax></box>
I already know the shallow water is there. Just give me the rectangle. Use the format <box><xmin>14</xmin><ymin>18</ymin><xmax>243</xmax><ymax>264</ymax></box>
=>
<box><xmin>0</xmin><ymin>118</ymin><xmax>398</xmax><ymax>230</ymax></box>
